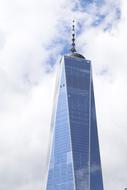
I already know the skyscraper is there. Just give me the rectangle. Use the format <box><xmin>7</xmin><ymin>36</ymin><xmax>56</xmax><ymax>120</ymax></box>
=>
<box><xmin>45</xmin><ymin>23</ymin><xmax>104</xmax><ymax>190</ymax></box>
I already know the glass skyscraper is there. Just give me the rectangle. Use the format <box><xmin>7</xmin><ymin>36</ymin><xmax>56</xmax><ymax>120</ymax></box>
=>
<box><xmin>45</xmin><ymin>51</ymin><xmax>104</xmax><ymax>190</ymax></box>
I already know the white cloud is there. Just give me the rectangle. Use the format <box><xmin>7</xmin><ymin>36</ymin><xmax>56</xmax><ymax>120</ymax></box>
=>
<box><xmin>0</xmin><ymin>71</ymin><xmax>56</xmax><ymax>190</ymax></box>
<box><xmin>0</xmin><ymin>0</ymin><xmax>64</xmax><ymax>189</ymax></box>
<box><xmin>0</xmin><ymin>0</ymin><xmax>126</xmax><ymax>190</ymax></box>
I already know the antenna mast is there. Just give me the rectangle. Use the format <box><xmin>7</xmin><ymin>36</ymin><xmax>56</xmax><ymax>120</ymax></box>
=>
<box><xmin>71</xmin><ymin>20</ymin><xmax>76</xmax><ymax>53</ymax></box>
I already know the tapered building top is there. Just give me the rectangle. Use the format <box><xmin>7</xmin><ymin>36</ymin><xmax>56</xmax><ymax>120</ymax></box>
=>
<box><xmin>70</xmin><ymin>20</ymin><xmax>85</xmax><ymax>59</ymax></box>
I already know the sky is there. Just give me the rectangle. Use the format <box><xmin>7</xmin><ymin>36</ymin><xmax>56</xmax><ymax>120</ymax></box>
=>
<box><xmin>0</xmin><ymin>0</ymin><xmax>127</xmax><ymax>190</ymax></box>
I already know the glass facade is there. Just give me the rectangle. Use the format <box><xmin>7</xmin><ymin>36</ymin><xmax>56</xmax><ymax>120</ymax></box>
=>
<box><xmin>46</xmin><ymin>55</ymin><xmax>104</xmax><ymax>190</ymax></box>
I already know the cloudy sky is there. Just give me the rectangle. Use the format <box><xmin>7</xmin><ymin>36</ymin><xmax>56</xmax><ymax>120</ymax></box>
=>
<box><xmin>0</xmin><ymin>0</ymin><xmax>127</xmax><ymax>190</ymax></box>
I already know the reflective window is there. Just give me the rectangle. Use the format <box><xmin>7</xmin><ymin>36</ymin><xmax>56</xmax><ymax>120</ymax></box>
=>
<box><xmin>65</xmin><ymin>57</ymin><xmax>90</xmax><ymax>190</ymax></box>
<box><xmin>46</xmin><ymin>60</ymin><xmax>75</xmax><ymax>190</ymax></box>
<box><xmin>46</xmin><ymin>56</ymin><xmax>104</xmax><ymax>190</ymax></box>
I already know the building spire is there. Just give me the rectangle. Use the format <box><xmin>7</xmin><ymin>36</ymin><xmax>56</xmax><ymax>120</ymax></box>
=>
<box><xmin>71</xmin><ymin>20</ymin><xmax>76</xmax><ymax>53</ymax></box>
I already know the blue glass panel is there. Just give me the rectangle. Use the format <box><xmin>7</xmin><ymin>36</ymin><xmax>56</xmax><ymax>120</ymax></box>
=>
<box><xmin>65</xmin><ymin>56</ymin><xmax>90</xmax><ymax>190</ymax></box>
<box><xmin>46</xmin><ymin>60</ymin><xmax>75</xmax><ymax>190</ymax></box>
<box><xmin>46</xmin><ymin>55</ymin><xmax>104</xmax><ymax>190</ymax></box>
